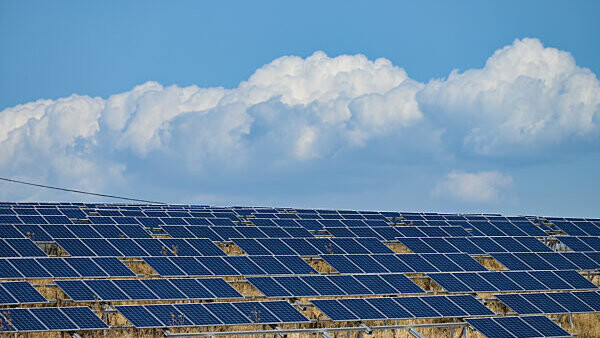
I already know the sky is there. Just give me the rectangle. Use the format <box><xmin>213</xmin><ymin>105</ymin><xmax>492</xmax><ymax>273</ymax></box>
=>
<box><xmin>0</xmin><ymin>1</ymin><xmax>599</xmax><ymax>217</ymax></box>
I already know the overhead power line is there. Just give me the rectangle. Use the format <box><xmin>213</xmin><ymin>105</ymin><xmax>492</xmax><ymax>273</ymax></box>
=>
<box><xmin>0</xmin><ymin>176</ymin><xmax>166</xmax><ymax>204</ymax></box>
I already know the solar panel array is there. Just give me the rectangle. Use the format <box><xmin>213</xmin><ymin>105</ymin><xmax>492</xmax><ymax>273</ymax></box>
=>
<box><xmin>0</xmin><ymin>201</ymin><xmax>597</xmax><ymax>336</ymax></box>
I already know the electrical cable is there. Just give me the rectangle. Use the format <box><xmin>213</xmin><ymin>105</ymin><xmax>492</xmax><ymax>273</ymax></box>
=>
<box><xmin>0</xmin><ymin>176</ymin><xmax>166</xmax><ymax>204</ymax></box>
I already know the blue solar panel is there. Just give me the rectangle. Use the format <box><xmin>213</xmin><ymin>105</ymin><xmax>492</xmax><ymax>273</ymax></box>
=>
<box><xmin>197</xmin><ymin>278</ymin><xmax>243</xmax><ymax>298</ymax></box>
<box><xmin>6</xmin><ymin>239</ymin><xmax>46</xmax><ymax>257</ymax></box>
<box><xmin>186</xmin><ymin>238</ymin><xmax>226</xmax><ymax>256</ymax></box>
<box><xmin>530</xmin><ymin>271</ymin><xmax>572</xmax><ymax>290</ymax></box>
<box><xmin>93</xmin><ymin>257</ymin><xmax>136</xmax><ymax>277</ymax></box>
<box><xmin>346</xmin><ymin>254</ymin><xmax>389</xmax><ymax>273</ymax></box>
<box><xmin>339</xmin><ymin>298</ymin><xmax>386</xmax><ymax>320</ymax></box>
<box><xmin>372</xmin><ymin>254</ymin><xmax>413</xmax><ymax>272</ymax></box>
<box><xmin>573</xmin><ymin>291</ymin><xmax>600</xmax><ymax>311</ymax></box>
<box><xmin>1</xmin><ymin>282</ymin><xmax>46</xmax><ymax>303</ymax></box>
<box><xmin>141</xmin><ymin>279</ymin><xmax>187</xmax><ymax>299</ymax></box>
<box><xmin>169</xmin><ymin>257</ymin><xmax>211</xmax><ymax>276</ymax></box>
<box><xmin>422</xmin><ymin>296</ymin><xmax>467</xmax><ymax>317</ymax></box>
<box><xmin>146</xmin><ymin>304</ymin><xmax>193</xmax><ymax>327</ymax></box>
<box><xmin>496</xmin><ymin>294</ymin><xmax>541</xmax><ymax>314</ymax></box>
<box><xmin>33</xmin><ymin>258</ymin><xmax>75</xmax><ymax>278</ymax></box>
<box><xmin>480</xmin><ymin>272</ymin><xmax>523</xmax><ymax>291</ymax></box>
<box><xmin>31</xmin><ymin>307</ymin><xmax>77</xmax><ymax>331</ymax></box>
<box><xmin>247</xmin><ymin>277</ymin><xmax>291</xmax><ymax>297</ymax></box>
<box><xmin>320</xmin><ymin>255</ymin><xmax>362</xmax><ymax>273</ymax></box>
<box><xmin>108</xmin><ymin>239</ymin><xmax>148</xmax><ymax>256</ymax></box>
<box><xmin>366</xmin><ymin>298</ymin><xmax>413</xmax><ymax>319</ymax></box>
<box><xmin>225</xmin><ymin>256</ymin><xmax>265</xmax><ymax>275</ymax></box>
<box><xmin>65</xmin><ymin>258</ymin><xmax>107</xmax><ymax>277</ymax></box>
<box><xmin>495</xmin><ymin>316</ymin><xmax>542</xmax><ymax>338</ymax></box>
<box><xmin>429</xmin><ymin>273</ymin><xmax>472</xmax><ymax>292</ymax></box>
<box><xmin>454</xmin><ymin>273</ymin><xmax>498</xmax><ymax>292</ymax></box>
<box><xmin>1</xmin><ymin>309</ymin><xmax>47</xmax><ymax>331</ymax></box>
<box><xmin>143</xmin><ymin>257</ymin><xmax>186</xmax><ymax>276</ymax></box>
<box><xmin>249</xmin><ymin>256</ymin><xmax>292</xmax><ymax>274</ymax></box>
<box><xmin>7</xmin><ymin>258</ymin><xmax>49</xmax><ymax>278</ymax></box>
<box><xmin>262</xmin><ymin>301</ymin><xmax>310</xmax><ymax>323</ymax></box>
<box><xmin>521</xmin><ymin>316</ymin><xmax>572</xmax><ymax>337</ymax></box>
<box><xmin>60</xmin><ymin>307</ymin><xmax>109</xmax><ymax>330</ymax></box>
<box><xmin>311</xmin><ymin>299</ymin><xmax>358</xmax><ymax>321</ymax></box>
<box><xmin>55</xmin><ymin>280</ymin><xmax>97</xmax><ymax>301</ymax></box>
<box><xmin>232</xmin><ymin>302</ymin><xmax>280</xmax><ymax>324</ymax></box>
<box><xmin>396</xmin><ymin>254</ymin><xmax>438</xmax><ymax>272</ymax></box>
<box><xmin>85</xmin><ymin>280</ymin><xmax>129</xmax><ymax>301</ymax></box>
<box><xmin>521</xmin><ymin>293</ymin><xmax>568</xmax><ymax>314</ymax></box>
<box><xmin>380</xmin><ymin>274</ymin><xmax>426</xmax><ymax>294</ymax></box>
<box><xmin>547</xmin><ymin>292</ymin><xmax>593</xmax><ymax>313</ymax></box>
<box><xmin>175</xmin><ymin>303</ymin><xmax>222</xmax><ymax>326</ymax></box>
<box><xmin>116</xmin><ymin>305</ymin><xmax>164</xmax><ymax>328</ymax></box>
<box><xmin>203</xmin><ymin>302</ymin><xmax>251</xmax><ymax>324</ymax></box>
<box><xmin>503</xmin><ymin>271</ymin><xmax>549</xmax><ymax>291</ymax></box>
<box><xmin>554</xmin><ymin>270</ymin><xmax>598</xmax><ymax>289</ymax></box>
<box><xmin>114</xmin><ymin>279</ymin><xmax>158</xmax><ymax>300</ymax></box>
<box><xmin>397</xmin><ymin>238</ymin><xmax>436</xmax><ymax>253</ymax></box>
<box><xmin>394</xmin><ymin>297</ymin><xmax>440</xmax><ymax>318</ymax></box>
<box><xmin>14</xmin><ymin>225</ymin><xmax>52</xmax><ymax>241</ymax></box>
<box><xmin>466</xmin><ymin>318</ymin><xmax>514</xmax><ymax>338</ymax></box>
<box><xmin>196</xmin><ymin>257</ymin><xmax>239</xmax><ymax>276</ymax></box>
<box><xmin>354</xmin><ymin>274</ymin><xmax>397</xmax><ymax>294</ymax></box>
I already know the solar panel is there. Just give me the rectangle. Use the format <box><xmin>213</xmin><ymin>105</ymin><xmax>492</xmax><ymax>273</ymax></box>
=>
<box><xmin>115</xmin><ymin>305</ymin><xmax>164</xmax><ymax>328</ymax></box>
<box><xmin>495</xmin><ymin>316</ymin><xmax>542</xmax><ymax>337</ymax></box>
<box><xmin>9</xmin><ymin>258</ymin><xmax>51</xmax><ymax>278</ymax></box>
<box><xmin>60</xmin><ymin>307</ymin><xmax>109</xmax><ymax>330</ymax></box>
<box><xmin>175</xmin><ymin>303</ymin><xmax>222</xmax><ymax>326</ymax></box>
<box><xmin>196</xmin><ymin>257</ymin><xmax>239</xmax><ymax>276</ymax></box>
<box><xmin>339</xmin><ymin>298</ymin><xmax>386</xmax><ymax>320</ymax></box>
<box><xmin>186</xmin><ymin>238</ymin><xmax>226</xmax><ymax>256</ymax></box>
<box><xmin>496</xmin><ymin>294</ymin><xmax>541</xmax><ymax>314</ymax></box>
<box><xmin>30</xmin><ymin>307</ymin><xmax>78</xmax><ymax>331</ymax></box>
<box><xmin>345</xmin><ymin>254</ymin><xmax>389</xmax><ymax>273</ymax></box>
<box><xmin>64</xmin><ymin>257</ymin><xmax>108</xmax><ymax>277</ymax></box>
<box><xmin>429</xmin><ymin>273</ymin><xmax>472</xmax><ymax>292</ymax></box>
<box><xmin>248</xmin><ymin>256</ymin><xmax>292</xmax><ymax>274</ymax></box>
<box><xmin>262</xmin><ymin>301</ymin><xmax>310</xmax><ymax>323</ymax></box>
<box><xmin>141</xmin><ymin>279</ymin><xmax>187</xmax><ymax>299</ymax></box>
<box><xmin>311</xmin><ymin>299</ymin><xmax>358</xmax><ymax>321</ymax></box>
<box><xmin>225</xmin><ymin>256</ymin><xmax>266</xmax><ymax>275</ymax></box>
<box><xmin>35</xmin><ymin>258</ymin><xmax>78</xmax><ymax>278</ymax></box>
<box><xmin>203</xmin><ymin>302</ymin><xmax>251</xmax><ymax>324</ymax></box>
<box><xmin>146</xmin><ymin>304</ymin><xmax>193</xmax><ymax>327</ymax></box>
<box><xmin>0</xmin><ymin>309</ymin><xmax>47</xmax><ymax>331</ymax></box>
<box><xmin>5</xmin><ymin>239</ymin><xmax>46</xmax><ymax>257</ymax></box>
<box><xmin>1</xmin><ymin>282</ymin><xmax>46</xmax><ymax>303</ymax></box>
<box><xmin>196</xmin><ymin>278</ymin><xmax>243</xmax><ymax>298</ymax></box>
<box><xmin>169</xmin><ymin>257</ymin><xmax>211</xmax><ymax>276</ymax></box>
<box><xmin>372</xmin><ymin>254</ymin><xmax>413</xmax><ymax>272</ymax></box>
<box><xmin>521</xmin><ymin>293</ymin><xmax>568</xmax><ymax>314</ymax></box>
<box><xmin>143</xmin><ymin>257</ymin><xmax>186</xmax><ymax>276</ymax></box>
<box><xmin>85</xmin><ymin>279</ymin><xmax>129</xmax><ymax>301</ymax></box>
<box><xmin>93</xmin><ymin>257</ymin><xmax>136</xmax><ymax>277</ymax></box>
<box><xmin>547</xmin><ymin>292</ymin><xmax>593</xmax><ymax>313</ymax></box>
<box><xmin>379</xmin><ymin>274</ymin><xmax>426</xmax><ymax>294</ymax></box>
<box><xmin>465</xmin><ymin>317</ymin><xmax>515</xmax><ymax>338</ymax></box>
<box><xmin>55</xmin><ymin>280</ymin><xmax>98</xmax><ymax>301</ymax></box>
<box><xmin>521</xmin><ymin>316</ymin><xmax>572</xmax><ymax>337</ymax></box>
<box><xmin>114</xmin><ymin>279</ymin><xmax>158</xmax><ymax>300</ymax></box>
<box><xmin>232</xmin><ymin>302</ymin><xmax>280</xmax><ymax>324</ymax></box>
<box><xmin>394</xmin><ymin>297</ymin><xmax>440</xmax><ymax>318</ymax></box>
<box><xmin>321</xmin><ymin>255</ymin><xmax>362</xmax><ymax>274</ymax></box>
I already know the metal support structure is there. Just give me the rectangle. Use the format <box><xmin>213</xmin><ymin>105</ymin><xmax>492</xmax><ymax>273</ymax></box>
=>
<box><xmin>164</xmin><ymin>322</ymin><xmax>468</xmax><ymax>337</ymax></box>
<box><xmin>408</xmin><ymin>327</ymin><xmax>425</xmax><ymax>338</ymax></box>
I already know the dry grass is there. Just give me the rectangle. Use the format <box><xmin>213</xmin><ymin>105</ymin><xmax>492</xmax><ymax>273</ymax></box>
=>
<box><xmin>475</xmin><ymin>256</ymin><xmax>505</xmax><ymax>271</ymax></box>
<box><xmin>387</xmin><ymin>243</ymin><xmax>412</xmax><ymax>254</ymax></box>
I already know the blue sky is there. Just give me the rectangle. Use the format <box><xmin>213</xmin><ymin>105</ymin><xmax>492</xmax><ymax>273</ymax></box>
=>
<box><xmin>0</xmin><ymin>1</ymin><xmax>599</xmax><ymax>217</ymax></box>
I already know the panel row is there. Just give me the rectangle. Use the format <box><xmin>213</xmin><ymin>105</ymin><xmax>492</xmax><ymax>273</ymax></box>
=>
<box><xmin>56</xmin><ymin>238</ymin><xmax>226</xmax><ymax>257</ymax></box>
<box><xmin>496</xmin><ymin>291</ymin><xmax>600</xmax><ymax>315</ymax></box>
<box><xmin>551</xmin><ymin>220</ymin><xmax>600</xmax><ymax>237</ymax></box>
<box><xmin>161</xmin><ymin>225</ymin><xmax>313</xmax><ymax>240</ymax></box>
<box><xmin>247</xmin><ymin>274</ymin><xmax>424</xmax><ymax>298</ymax></box>
<box><xmin>311</xmin><ymin>295</ymin><xmax>494</xmax><ymax>321</ymax></box>
<box><xmin>397</xmin><ymin>236</ymin><xmax>552</xmax><ymax>254</ymax></box>
<box><xmin>56</xmin><ymin>278</ymin><xmax>242</xmax><ymax>302</ymax></box>
<box><xmin>492</xmin><ymin>251</ymin><xmax>600</xmax><ymax>271</ymax></box>
<box><xmin>321</xmin><ymin>253</ymin><xmax>487</xmax><ymax>274</ymax></box>
<box><xmin>0</xmin><ymin>257</ymin><xmax>135</xmax><ymax>279</ymax></box>
<box><xmin>557</xmin><ymin>236</ymin><xmax>600</xmax><ymax>252</ymax></box>
<box><xmin>143</xmin><ymin>255</ymin><xmax>317</xmax><ymax>277</ymax></box>
<box><xmin>429</xmin><ymin>270</ymin><xmax>598</xmax><ymax>293</ymax></box>
<box><xmin>325</xmin><ymin>226</ymin><xmax>471</xmax><ymax>240</ymax></box>
<box><xmin>0</xmin><ymin>307</ymin><xmax>108</xmax><ymax>332</ymax></box>
<box><xmin>116</xmin><ymin>301</ymin><xmax>309</xmax><ymax>328</ymax></box>
<box><xmin>232</xmin><ymin>237</ymin><xmax>393</xmax><ymax>256</ymax></box>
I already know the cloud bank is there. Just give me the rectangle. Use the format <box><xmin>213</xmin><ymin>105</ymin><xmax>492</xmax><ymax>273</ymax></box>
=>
<box><xmin>0</xmin><ymin>38</ymin><xmax>598</xmax><ymax>205</ymax></box>
<box><xmin>432</xmin><ymin>171</ymin><xmax>514</xmax><ymax>203</ymax></box>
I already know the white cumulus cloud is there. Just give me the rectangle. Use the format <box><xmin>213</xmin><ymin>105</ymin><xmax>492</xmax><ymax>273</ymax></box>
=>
<box><xmin>432</xmin><ymin>171</ymin><xmax>514</xmax><ymax>203</ymax></box>
<box><xmin>0</xmin><ymin>38</ymin><xmax>598</xmax><ymax>202</ymax></box>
